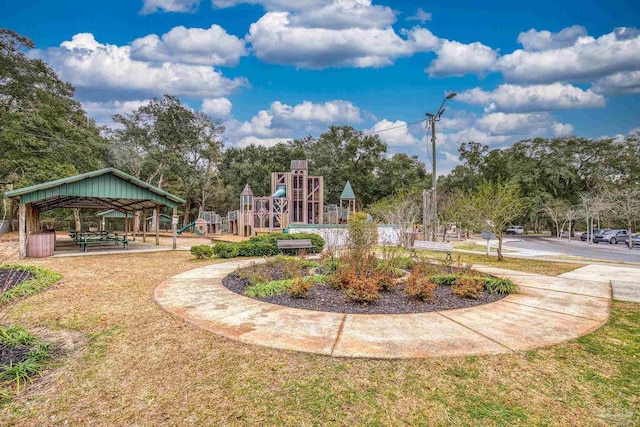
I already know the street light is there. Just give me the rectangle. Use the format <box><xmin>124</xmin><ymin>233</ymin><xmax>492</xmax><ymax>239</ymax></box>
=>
<box><xmin>423</xmin><ymin>92</ymin><xmax>457</xmax><ymax>241</ymax></box>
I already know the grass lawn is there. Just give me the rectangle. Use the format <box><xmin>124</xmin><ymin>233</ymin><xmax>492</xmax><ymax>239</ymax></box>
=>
<box><xmin>0</xmin><ymin>251</ymin><xmax>637</xmax><ymax>426</ymax></box>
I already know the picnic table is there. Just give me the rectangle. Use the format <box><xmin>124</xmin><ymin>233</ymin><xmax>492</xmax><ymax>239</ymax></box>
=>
<box><xmin>72</xmin><ymin>232</ymin><xmax>129</xmax><ymax>252</ymax></box>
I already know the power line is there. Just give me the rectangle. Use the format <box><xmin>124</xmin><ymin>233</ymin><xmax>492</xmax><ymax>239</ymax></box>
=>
<box><xmin>360</xmin><ymin>118</ymin><xmax>427</xmax><ymax>137</ymax></box>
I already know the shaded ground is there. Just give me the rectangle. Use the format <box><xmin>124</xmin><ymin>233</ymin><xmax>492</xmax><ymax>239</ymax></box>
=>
<box><xmin>0</xmin><ymin>251</ymin><xmax>637</xmax><ymax>426</ymax></box>
<box><xmin>223</xmin><ymin>271</ymin><xmax>505</xmax><ymax>314</ymax></box>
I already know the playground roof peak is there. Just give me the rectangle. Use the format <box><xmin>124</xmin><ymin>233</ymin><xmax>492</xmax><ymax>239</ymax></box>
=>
<box><xmin>290</xmin><ymin>160</ymin><xmax>308</xmax><ymax>170</ymax></box>
<box><xmin>241</xmin><ymin>184</ymin><xmax>253</xmax><ymax>196</ymax></box>
<box><xmin>340</xmin><ymin>181</ymin><xmax>356</xmax><ymax>200</ymax></box>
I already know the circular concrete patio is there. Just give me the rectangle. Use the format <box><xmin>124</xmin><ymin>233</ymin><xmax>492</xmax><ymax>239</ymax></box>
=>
<box><xmin>154</xmin><ymin>259</ymin><xmax>612</xmax><ymax>358</ymax></box>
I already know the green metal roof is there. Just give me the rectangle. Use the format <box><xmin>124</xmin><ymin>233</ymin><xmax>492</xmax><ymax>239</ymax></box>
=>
<box><xmin>96</xmin><ymin>209</ymin><xmax>132</xmax><ymax>218</ymax></box>
<box><xmin>146</xmin><ymin>214</ymin><xmax>173</xmax><ymax>222</ymax></box>
<box><xmin>339</xmin><ymin>181</ymin><xmax>356</xmax><ymax>199</ymax></box>
<box><xmin>5</xmin><ymin>168</ymin><xmax>186</xmax><ymax>212</ymax></box>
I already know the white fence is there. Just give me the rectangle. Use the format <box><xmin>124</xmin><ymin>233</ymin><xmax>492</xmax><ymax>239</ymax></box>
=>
<box><xmin>288</xmin><ymin>224</ymin><xmax>403</xmax><ymax>247</ymax></box>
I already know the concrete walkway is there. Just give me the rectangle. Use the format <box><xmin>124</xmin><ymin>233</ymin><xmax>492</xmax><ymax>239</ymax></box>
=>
<box><xmin>154</xmin><ymin>259</ymin><xmax>611</xmax><ymax>359</ymax></box>
<box><xmin>560</xmin><ymin>264</ymin><xmax>640</xmax><ymax>303</ymax></box>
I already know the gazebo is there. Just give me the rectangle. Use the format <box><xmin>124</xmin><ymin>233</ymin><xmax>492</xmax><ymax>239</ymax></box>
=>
<box><xmin>4</xmin><ymin>168</ymin><xmax>185</xmax><ymax>258</ymax></box>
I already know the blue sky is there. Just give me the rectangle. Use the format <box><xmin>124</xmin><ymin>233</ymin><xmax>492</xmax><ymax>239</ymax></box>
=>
<box><xmin>2</xmin><ymin>0</ymin><xmax>639</xmax><ymax>174</ymax></box>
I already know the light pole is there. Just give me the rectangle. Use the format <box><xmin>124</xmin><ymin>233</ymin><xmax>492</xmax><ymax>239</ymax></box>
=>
<box><xmin>424</xmin><ymin>92</ymin><xmax>456</xmax><ymax>241</ymax></box>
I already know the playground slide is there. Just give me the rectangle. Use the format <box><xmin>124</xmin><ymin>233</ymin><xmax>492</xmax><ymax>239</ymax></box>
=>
<box><xmin>177</xmin><ymin>221</ymin><xmax>196</xmax><ymax>235</ymax></box>
<box><xmin>271</xmin><ymin>187</ymin><xmax>286</xmax><ymax>197</ymax></box>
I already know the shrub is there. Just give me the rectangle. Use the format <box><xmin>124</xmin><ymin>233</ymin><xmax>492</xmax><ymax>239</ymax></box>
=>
<box><xmin>406</xmin><ymin>276</ymin><xmax>438</xmax><ymax>302</ymax></box>
<box><xmin>452</xmin><ymin>275</ymin><xmax>483</xmax><ymax>299</ymax></box>
<box><xmin>190</xmin><ymin>245</ymin><xmax>214</xmax><ymax>259</ymax></box>
<box><xmin>244</xmin><ymin>279</ymin><xmax>292</xmax><ymax>298</ymax></box>
<box><xmin>345</xmin><ymin>276</ymin><xmax>379</xmax><ymax>303</ymax></box>
<box><xmin>236</xmin><ymin>241</ymin><xmax>274</xmax><ymax>257</ymax></box>
<box><xmin>322</xmin><ymin>258</ymin><xmax>339</xmax><ymax>273</ymax></box>
<box><xmin>375</xmin><ymin>267</ymin><xmax>396</xmax><ymax>291</ymax></box>
<box><xmin>394</xmin><ymin>257</ymin><xmax>417</xmax><ymax>271</ymax></box>
<box><xmin>484</xmin><ymin>277</ymin><xmax>519</xmax><ymax>295</ymax></box>
<box><xmin>429</xmin><ymin>274</ymin><xmax>458</xmax><ymax>287</ymax></box>
<box><xmin>213</xmin><ymin>242</ymin><xmax>239</xmax><ymax>258</ymax></box>
<box><xmin>247</xmin><ymin>232</ymin><xmax>325</xmax><ymax>254</ymax></box>
<box><xmin>288</xmin><ymin>276</ymin><xmax>312</xmax><ymax>299</ymax></box>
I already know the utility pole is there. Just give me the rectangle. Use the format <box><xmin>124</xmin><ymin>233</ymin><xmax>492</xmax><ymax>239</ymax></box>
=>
<box><xmin>423</xmin><ymin>92</ymin><xmax>457</xmax><ymax>241</ymax></box>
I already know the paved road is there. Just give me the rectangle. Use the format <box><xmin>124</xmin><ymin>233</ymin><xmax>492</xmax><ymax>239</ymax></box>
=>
<box><xmin>503</xmin><ymin>235</ymin><xmax>640</xmax><ymax>263</ymax></box>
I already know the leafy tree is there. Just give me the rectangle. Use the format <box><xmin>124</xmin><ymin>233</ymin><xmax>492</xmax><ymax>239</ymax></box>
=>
<box><xmin>468</xmin><ymin>181</ymin><xmax>528</xmax><ymax>260</ymax></box>
<box><xmin>606</xmin><ymin>187</ymin><xmax>640</xmax><ymax>249</ymax></box>
<box><xmin>0</xmin><ymin>29</ymin><xmax>108</xmax><ymax>225</ymax></box>
<box><xmin>109</xmin><ymin>95</ymin><xmax>224</xmax><ymax>224</ymax></box>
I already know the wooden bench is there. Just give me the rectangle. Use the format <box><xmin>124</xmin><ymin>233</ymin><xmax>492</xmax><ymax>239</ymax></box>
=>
<box><xmin>412</xmin><ymin>240</ymin><xmax>454</xmax><ymax>260</ymax></box>
<box><xmin>276</xmin><ymin>239</ymin><xmax>314</xmax><ymax>254</ymax></box>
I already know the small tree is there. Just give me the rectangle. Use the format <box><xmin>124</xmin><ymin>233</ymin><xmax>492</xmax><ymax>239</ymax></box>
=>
<box><xmin>369</xmin><ymin>191</ymin><xmax>420</xmax><ymax>251</ymax></box>
<box><xmin>580</xmin><ymin>193</ymin><xmax>607</xmax><ymax>244</ymax></box>
<box><xmin>543</xmin><ymin>199</ymin><xmax>568</xmax><ymax>239</ymax></box>
<box><xmin>469</xmin><ymin>181</ymin><xmax>528</xmax><ymax>261</ymax></box>
<box><xmin>346</xmin><ymin>211</ymin><xmax>377</xmax><ymax>274</ymax></box>
<box><xmin>606</xmin><ymin>187</ymin><xmax>640</xmax><ymax>249</ymax></box>
<box><xmin>564</xmin><ymin>205</ymin><xmax>582</xmax><ymax>242</ymax></box>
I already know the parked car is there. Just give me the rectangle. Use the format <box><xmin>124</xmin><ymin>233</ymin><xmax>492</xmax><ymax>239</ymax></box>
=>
<box><xmin>593</xmin><ymin>229</ymin><xmax>628</xmax><ymax>244</ymax></box>
<box><xmin>623</xmin><ymin>233</ymin><xmax>640</xmax><ymax>247</ymax></box>
<box><xmin>580</xmin><ymin>229</ymin><xmax>608</xmax><ymax>241</ymax></box>
<box><xmin>506</xmin><ymin>226</ymin><xmax>524</xmax><ymax>235</ymax></box>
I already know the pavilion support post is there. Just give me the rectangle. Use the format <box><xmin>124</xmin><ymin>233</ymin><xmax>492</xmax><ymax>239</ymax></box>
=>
<box><xmin>172</xmin><ymin>207</ymin><xmax>177</xmax><ymax>250</ymax></box>
<box><xmin>124</xmin><ymin>215</ymin><xmax>129</xmax><ymax>239</ymax></box>
<box><xmin>133</xmin><ymin>211</ymin><xmax>139</xmax><ymax>241</ymax></box>
<box><xmin>142</xmin><ymin>209</ymin><xmax>147</xmax><ymax>243</ymax></box>
<box><xmin>155</xmin><ymin>206</ymin><xmax>160</xmax><ymax>246</ymax></box>
<box><xmin>19</xmin><ymin>203</ymin><xmax>26</xmax><ymax>259</ymax></box>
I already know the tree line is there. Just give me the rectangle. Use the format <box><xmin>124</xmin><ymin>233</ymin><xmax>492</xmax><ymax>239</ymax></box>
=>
<box><xmin>1</xmin><ymin>28</ymin><xmax>638</xmax><ymax>238</ymax></box>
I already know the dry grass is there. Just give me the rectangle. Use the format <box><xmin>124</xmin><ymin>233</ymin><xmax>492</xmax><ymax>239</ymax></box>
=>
<box><xmin>0</xmin><ymin>251</ymin><xmax>637</xmax><ymax>426</ymax></box>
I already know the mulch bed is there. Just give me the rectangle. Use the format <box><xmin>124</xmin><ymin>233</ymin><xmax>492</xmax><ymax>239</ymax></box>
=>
<box><xmin>0</xmin><ymin>269</ymin><xmax>34</xmax><ymax>293</ymax></box>
<box><xmin>223</xmin><ymin>271</ymin><xmax>506</xmax><ymax>315</ymax></box>
<box><xmin>0</xmin><ymin>344</ymin><xmax>31</xmax><ymax>366</ymax></box>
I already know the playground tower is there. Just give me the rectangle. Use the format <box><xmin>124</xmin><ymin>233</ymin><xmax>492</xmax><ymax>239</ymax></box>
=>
<box><xmin>236</xmin><ymin>160</ymin><xmax>324</xmax><ymax>236</ymax></box>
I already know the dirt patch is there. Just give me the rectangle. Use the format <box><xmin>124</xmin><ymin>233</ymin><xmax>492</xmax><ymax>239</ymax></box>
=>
<box><xmin>0</xmin><ymin>269</ymin><xmax>34</xmax><ymax>293</ymax></box>
<box><xmin>223</xmin><ymin>271</ymin><xmax>505</xmax><ymax>314</ymax></box>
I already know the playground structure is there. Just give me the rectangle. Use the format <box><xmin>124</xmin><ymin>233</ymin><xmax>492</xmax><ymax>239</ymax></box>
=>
<box><xmin>231</xmin><ymin>160</ymin><xmax>356</xmax><ymax>236</ymax></box>
<box><xmin>178</xmin><ymin>160</ymin><xmax>356</xmax><ymax>237</ymax></box>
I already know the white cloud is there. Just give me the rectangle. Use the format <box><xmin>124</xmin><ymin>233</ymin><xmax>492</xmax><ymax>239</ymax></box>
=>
<box><xmin>82</xmin><ymin>100</ymin><xmax>150</xmax><ymax>125</ymax></box>
<box><xmin>592</xmin><ymin>70</ymin><xmax>640</xmax><ymax>95</ymax></box>
<box><xmin>246</xmin><ymin>9</ymin><xmax>438</xmax><ymax>69</ymax></box>
<box><xmin>366</xmin><ymin>119</ymin><xmax>419</xmax><ymax>146</ymax></box>
<box><xmin>476</xmin><ymin>112</ymin><xmax>571</xmax><ymax>136</ymax></box>
<box><xmin>140</xmin><ymin>0</ymin><xmax>200</xmax><ymax>14</ymax></box>
<box><xmin>202</xmin><ymin>97</ymin><xmax>233</xmax><ymax>118</ymax></box>
<box><xmin>34</xmin><ymin>33</ymin><xmax>248</xmax><ymax>99</ymax></box>
<box><xmin>289</xmin><ymin>0</ymin><xmax>396</xmax><ymax>30</ymax></box>
<box><xmin>235</xmin><ymin>136</ymin><xmax>291</xmax><ymax>148</ymax></box>
<box><xmin>552</xmin><ymin>122</ymin><xmax>574</xmax><ymax>136</ymax></box>
<box><xmin>517</xmin><ymin>25</ymin><xmax>587</xmax><ymax>51</ymax></box>
<box><xmin>498</xmin><ymin>27</ymin><xmax>640</xmax><ymax>83</ymax></box>
<box><xmin>406</xmin><ymin>8</ymin><xmax>432</xmax><ymax>23</ymax></box>
<box><xmin>224</xmin><ymin>99</ymin><xmax>362</xmax><ymax>146</ymax></box>
<box><xmin>270</xmin><ymin>100</ymin><xmax>361</xmax><ymax>123</ymax></box>
<box><xmin>457</xmin><ymin>83</ymin><xmax>606</xmax><ymax>112</ymax></box>
<box><xmin>130</xmin><ymin>25</ymin><xmax>247</xmax><ymax>66</ymax></box>
<box><xmin>426</xmin><ymin>39</ymin><xmax>498</xmax><ymax>77</ymax></box>
<box><xmin>213</xmin><ymin>0</ymin><xmax>327</xmax><ymax>10</ymax></box>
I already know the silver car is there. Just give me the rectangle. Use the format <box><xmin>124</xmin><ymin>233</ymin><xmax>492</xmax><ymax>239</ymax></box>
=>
<box><xmin>623</xmin><ymin>233</ymin><xmax>640</xmax><ymax>247</ymax></box>
<box><xmin>593</xmin><ymin>229</ymin><xmax>628</xmax><ymax>244</ymax></box>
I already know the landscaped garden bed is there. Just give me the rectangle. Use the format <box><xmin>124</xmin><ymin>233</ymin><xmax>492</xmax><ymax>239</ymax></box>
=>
<box><xmin>223</xmin><ymin>255</ymin><xmax>515</xmax><ymax>314</ymax></box>
<box><xmin>0</xmin><ymin>264</ymin><xmax>62</xmax><ymax>308</ymax></box>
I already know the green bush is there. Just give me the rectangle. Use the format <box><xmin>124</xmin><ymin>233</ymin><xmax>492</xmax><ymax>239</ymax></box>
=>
<box><xmin>247</xmin><ymin>232</ymin><xmax>324</xmax><ymax>254</ymax></box>
<box><xmin>393</xmin><ymin>257</ymin><xmax>417</xmax><ymax>271</ymax></box>
<box><xmin>190</xmin><ymin>245</ymin><xmax>214</xmax><ymax>259</ymax></box>
<box><xmin>213</xmin><ymin>242</ymin><xmax>239</xmax><ymax>258</ymax></box>
<box><xmin>0</xmin><ymin>265</ymin><xmax>62</xmax><ymax>308</ymax></box>
<box><xmin>483</xmin><ymin>277</ymin><xmax>519</xmax><ymax>294</ymax></box>
<box><xmin>244</xmin><ymin>279</ymin><xmax>292</xmax><ymax>298</ymax></box>
<box><xmin>429</xmin><ymin>274</ymin><xmax>459</xmax><ymax>287</ymax></box>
